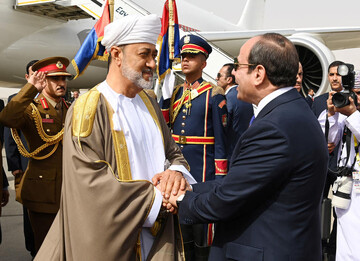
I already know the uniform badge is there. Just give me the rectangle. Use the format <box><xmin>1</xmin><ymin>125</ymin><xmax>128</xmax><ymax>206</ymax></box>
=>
<box><xmin>218</xmin><ymin>99</ymin><xmax>226</xmax><ymax>109</ymax></box>
<box><xmin>222</xmin><ymin>114</ymin><xmax>227</xmax><ymax>128</ymax></box>
<box><xmin>56</xmin><ymin>61</ymin><xmax>64</xmax><ymax>69</ymax></box>
<box><xmin>184</xmin><ymin>36</ymin><xmax>190</xmax><ymax>44</ymax></box>
<box><xmin>42</xmin><ymin>118</ymin><xmax>54</xmax><ymax>123</ymax></box>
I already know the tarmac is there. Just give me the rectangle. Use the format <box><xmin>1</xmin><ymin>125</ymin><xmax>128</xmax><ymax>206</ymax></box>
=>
<box><xmin>0</xmin><ymin>153</ymin><xmax>33</xmax><ymax>261</ymax></box>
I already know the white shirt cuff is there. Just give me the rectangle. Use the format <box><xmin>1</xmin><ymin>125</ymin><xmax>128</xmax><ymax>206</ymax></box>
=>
<box><xmin>143</xmin><ymin>187</ymin><xmax>163</xmax><ymax>227</ymax></box>
<box><xmin>169</xmin><ymin>165</ymin><xmax>197</xmax><ymax>184</ymax></box>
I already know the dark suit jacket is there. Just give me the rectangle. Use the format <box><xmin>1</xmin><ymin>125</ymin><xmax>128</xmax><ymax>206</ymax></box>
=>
<box><xmin>305</xmin><ymin>95</ymin><xmax>313</xmax><ymax>108</ymax></box>
<box><xmin>179</xmin><ymin>89</ymin><xmax>328</xmax><ymax>261</ymax></box>
<box><xmin>0</xmin><ymin>99</ymin><xmax>8</xmax><ymax>190</ymax></box>
<box><xmin>312</xmin><ymin>92</ymin><xmax>338</xmax><ymax>185</ymax></box>
<box><xmin>4</xmin><ymin>93</ymin><xmax>29</xmax><ymax>173</ymax></box>
<box><xmin>312</xmin><ymin>93</ymin><xmax>328</xmax><ymax>118</ymax></box>
<box><xmin>225</xmin><ymin>86</ymin><xmax>253</xmax><ymax>161</ymax></box>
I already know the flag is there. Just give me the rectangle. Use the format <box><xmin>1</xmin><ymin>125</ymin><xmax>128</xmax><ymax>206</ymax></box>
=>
<box><xmin>157</xmin><ymin>0</ymin><xmax>180</xmax><ymax>85</ymax></box>
<box><xmin>72</xmin><ymin>0</ymin><xmax>110</xmax><ymax>79</ymax></box>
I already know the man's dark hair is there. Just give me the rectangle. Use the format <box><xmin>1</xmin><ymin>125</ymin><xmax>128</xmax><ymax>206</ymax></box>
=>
<box><xmin>248</xmin><ymin>33</ymin><xmax>299</xmax><ymax>88</ymax></box>
<box><xmin>223</xmin><ymin>63</ymin><xmax>236</xmax><ymax>84</ymax></box>
<box><xmin>26</xmin><ymin>60</ymin><xmax>39</xmax><ymax>74</ymax></box>
<box><xmin>328</xmin><ymin>60</ymin><xmax>344</xmax><ymax>73</ymax></box>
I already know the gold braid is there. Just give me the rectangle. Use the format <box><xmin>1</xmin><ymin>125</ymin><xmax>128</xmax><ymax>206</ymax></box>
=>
<box><xmin>10</xmin><ymin>103</ymin><xmax>64</xmax><ymax>160</ymax></box>
<box><xmin>170</xmin><ymin>85</ymin><xmax>190</xmax><ymax>124</ymax></box>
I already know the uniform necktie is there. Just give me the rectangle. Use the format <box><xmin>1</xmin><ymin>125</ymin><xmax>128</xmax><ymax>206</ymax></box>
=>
<box><xmin>55</xmin><ymin>102</ymin><xmax>62</xmax><ymax>119</ymax></box>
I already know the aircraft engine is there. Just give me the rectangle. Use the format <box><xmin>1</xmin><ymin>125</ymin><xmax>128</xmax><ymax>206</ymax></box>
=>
<box><xmin>289</xmin><ymin>33</ymin><xmax>335</xmax><ymax>97</ymax></box>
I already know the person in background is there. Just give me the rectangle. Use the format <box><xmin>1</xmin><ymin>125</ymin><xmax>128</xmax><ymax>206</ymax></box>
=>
<box><xmin>294</xmin><ymin>62</ymin><xmax>303</xmax><ymax>92</ymax></box>
<box><xmin>0</xmin><ymin>98</ymin><xmax>10</xmax><ymax>245</ymax></box>
<box><xmin>160</xmin><ymin>34</ymin><xmax>228</xmax><ymax>261</ymax></box>
<box><xmin>305</xmin><ymin>88</ymin><xmax>315</xmax><ymax>107</ymax></box>
<box><xmin>318</xmin><ymin>69</ymin><xmax>360</xmax><ymax>261</ymax></box>
<box><xmin>216</xmin><ymin>63</ymin><xmax>253</xmax><ymax>160</ymax></box>
<box><xmin>4</xmin><ymin>60</ymin><xmax>37</xmax><ymax>257</ymax></box>
<box><xmin>0</xmin><ymin>56</ymin><xmax>72</xmax><ymax>253</ymax></box>
<box><xmin>312</xmin><ymin>60</ymin><xmax>345</xmax><ymax>260</ymax></box>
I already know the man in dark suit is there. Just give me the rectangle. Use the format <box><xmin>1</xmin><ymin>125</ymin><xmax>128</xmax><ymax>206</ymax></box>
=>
<box><xmin>3</xmin><ymin>60</ymin><xmax>36</xmax><ymax>256</ymax></box>
<box><xmin>168</xmin><ymin>33</ymin><xmax>328</xmax><ymax>261</ymax></box>
<box><xmin>0</xmin><ymin>98</ymin><xmax>10</xmax><ymax>245</ymax></box>
<box><xmin>216</xmin><ymin>63</ymin><xmax>253</xmax><ymax>160</ymax></box>
<box><xmin>305</xmin><ymin>88</ymin><xmax>315</xmax><ymax>107</ymax></box>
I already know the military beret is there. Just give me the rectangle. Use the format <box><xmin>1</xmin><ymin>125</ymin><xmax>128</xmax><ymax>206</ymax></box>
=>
<box><xmin>179</xmin><ymin>34</ymin><xmax>212</xmax><ymax>58</ymax></box>
<box><xmin>32</xmin><ymin>56</ymin><xmax>72</xmax><ymax>78</ymax></box>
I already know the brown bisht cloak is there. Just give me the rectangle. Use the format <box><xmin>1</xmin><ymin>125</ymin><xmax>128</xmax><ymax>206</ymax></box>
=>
<box><xmin>35</xmin><ymin>88</ymin><xmax>189</xmax><ymax>260</ymax></box>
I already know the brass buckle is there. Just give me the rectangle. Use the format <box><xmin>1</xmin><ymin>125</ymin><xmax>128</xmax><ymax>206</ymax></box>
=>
<box><xmin>179</xmin><ymin>135</ymin><xmax>187</xmax><ymax>144</ymax></box>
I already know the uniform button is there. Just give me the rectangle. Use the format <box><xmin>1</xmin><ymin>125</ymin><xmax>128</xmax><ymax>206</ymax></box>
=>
<box><xmin>181</xmin><ymin>130</ymin><xmax>185</xmax><ymax>134</ymax></box>
<box><xmin>180</xmin><ymin>145</ymin><xmax>184</xmax><ymax>149</ymax></box>
<box><xmin>39</xmin><ymin>175</ymin><xmax>43</xmax><ymax>179</ymax></box>
<box><xmin>182</xmin><ymin>115</ymin><xmax>186</xmax><ymax>120</ymax></box>
<box><xmin>46</xmin><ymin>129</ymin><xmax>50</xmax><ymax>132</ymax></box>
<box><xmin>181</xmin><ymin>122</ymin><xmax>185</xmax><ymax>127</ymax></box>
<box><xmin>182</xmin><ymin>109</ymin><xmax>186</xmax><ymax>113</ymax></box>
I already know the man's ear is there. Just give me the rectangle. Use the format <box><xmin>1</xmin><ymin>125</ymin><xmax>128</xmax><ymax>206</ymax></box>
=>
<box><xmin>201</xmin><ymin>60</ymin><xmax>207</xmax><ymax>71</ymax></box>
<box><xmin>253</xmin><ymin>64</ymin><xmax>266</xmax><ymax>85</ymax></box>
<box><xmin>110</xmin><ymin>46</ymin><xmax>123</xmax><ymax>66</ymax></box>
<box><xmin>226</xmin><ymin>76</ymin><xmax>233</xmax><ymax>85</ymax></box>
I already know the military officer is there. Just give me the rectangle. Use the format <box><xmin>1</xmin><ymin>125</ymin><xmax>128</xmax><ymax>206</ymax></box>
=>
<box><xmin>160</xmin><ymin>34</ymin><xmax>228</xmax><ymax>261</ymax></box>
<box><xmin>0</xmin><ymin>56</ymin><xmax>72</xmax><ymax>253</ymax></box>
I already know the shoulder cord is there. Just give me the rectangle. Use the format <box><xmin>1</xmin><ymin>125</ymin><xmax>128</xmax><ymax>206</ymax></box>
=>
<box><xmin>170</xmin><ymin>85</ymin><xmax>188</xmax><ymax>125</ymax></box>
<box><xmin>10</xmin><ymin>103</ymin><xmax>64</xmax><ymax>160</ymax></box>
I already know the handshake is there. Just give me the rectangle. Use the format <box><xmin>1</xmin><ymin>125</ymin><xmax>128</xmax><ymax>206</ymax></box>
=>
<box><xmin>152</xmin><ymin>169</ymin><xmax>192</xmax><ymax>214</ymax></box>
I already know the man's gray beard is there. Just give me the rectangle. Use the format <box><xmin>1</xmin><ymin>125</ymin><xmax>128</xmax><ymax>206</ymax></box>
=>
<box><xmin>122</xmin><ymin>61</ymin><xmax>153</xmax><ymax>90</ymax></box>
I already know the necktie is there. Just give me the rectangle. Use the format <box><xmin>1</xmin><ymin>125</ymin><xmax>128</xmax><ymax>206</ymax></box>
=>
<box><xmin>55</xmin><ymin>102</ymin><xmax>62</xmax><ymax>119</ymax></box>
<box><xmin>249</xmin><ymin>115</ymin><xmax>255</xmax><ymax>126</ymax></box>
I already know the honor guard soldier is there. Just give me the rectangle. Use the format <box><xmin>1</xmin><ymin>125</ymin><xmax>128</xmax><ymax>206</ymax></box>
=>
<box><xmin>0</xmin><ymin>56</ymin><xmax>72</xmax><ymax>253</ymax></box>
<box><xmin>160</xmin><ymin>34</ymin><xmax>228</xmax><ymax>261</ymax></box>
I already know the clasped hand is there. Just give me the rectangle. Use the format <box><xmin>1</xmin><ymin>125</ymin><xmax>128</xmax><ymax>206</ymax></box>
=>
<box><xmin>152</xmin><ymin>169</ymin><xmax>191</xmax><ymax>214</ymax></box>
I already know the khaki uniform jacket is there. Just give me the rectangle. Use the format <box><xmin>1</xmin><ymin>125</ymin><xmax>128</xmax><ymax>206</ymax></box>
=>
<box><xmin>35</xmin><ymin>88</ymin><xmax>188</xmax><ymax>260</ymax></box>
<box><xmin>0</xmin><ymin>83</ymin><xmax>67</xmax><ymax>213</ymax></box>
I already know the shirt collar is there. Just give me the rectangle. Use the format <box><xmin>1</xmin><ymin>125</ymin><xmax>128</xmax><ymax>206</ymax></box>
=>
<box><xmin>42</xmin><ymin>93</ymin><xmax>58</xmax><ymax>108</ymax></box>
<box><xmin>225</xmin><ymin>85</ymin><xmax>237</xmax><ymax>95</ymax></box>
<box><xmin>254</xmin><ymin>86</ymin><xmax>293</xmax><ymax>117</ymax></box>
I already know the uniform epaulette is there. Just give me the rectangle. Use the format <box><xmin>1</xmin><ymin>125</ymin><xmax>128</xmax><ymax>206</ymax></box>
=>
<box><xmin>210</xmin><ymin>83</ymin><xmax>225</xmax><ymax>97</ymax></box>
<box><xmin>72</xmin><ymin>87</ymin><xmax>100</xmax><ymax>138</ymax></box>
<box><xmin>173</xmin><ymin>84</ymin><xmax>183</xmax><ymax>96</ymax></box>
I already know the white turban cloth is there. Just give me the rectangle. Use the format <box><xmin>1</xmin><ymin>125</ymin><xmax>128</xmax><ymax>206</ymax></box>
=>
<box><xmin>101</xmin><ymin>14</ymin><xmax>161</xmax><ymax>51</ymax></box>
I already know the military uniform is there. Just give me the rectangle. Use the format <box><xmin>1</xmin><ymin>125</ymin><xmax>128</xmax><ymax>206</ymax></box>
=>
<box><xmin>160</xmin><ymin>34</ymin><xmax>228</xmax><ymax>261</ymax></box>
<box><xmin>161</xmin><ymin>78</ymin><xmax>228</xmax><ymax>182</ymax></box>
<box><xmin>0</xmin><ymin>56</ymin><xmax>71</xmax><ymax>252</ymax></box>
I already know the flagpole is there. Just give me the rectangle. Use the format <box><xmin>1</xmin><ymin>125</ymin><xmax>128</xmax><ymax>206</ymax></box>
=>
<box><xmin>109</xmin><ymin>0</ymin><xmax>115</xmax><ymax>22</ymax></box>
